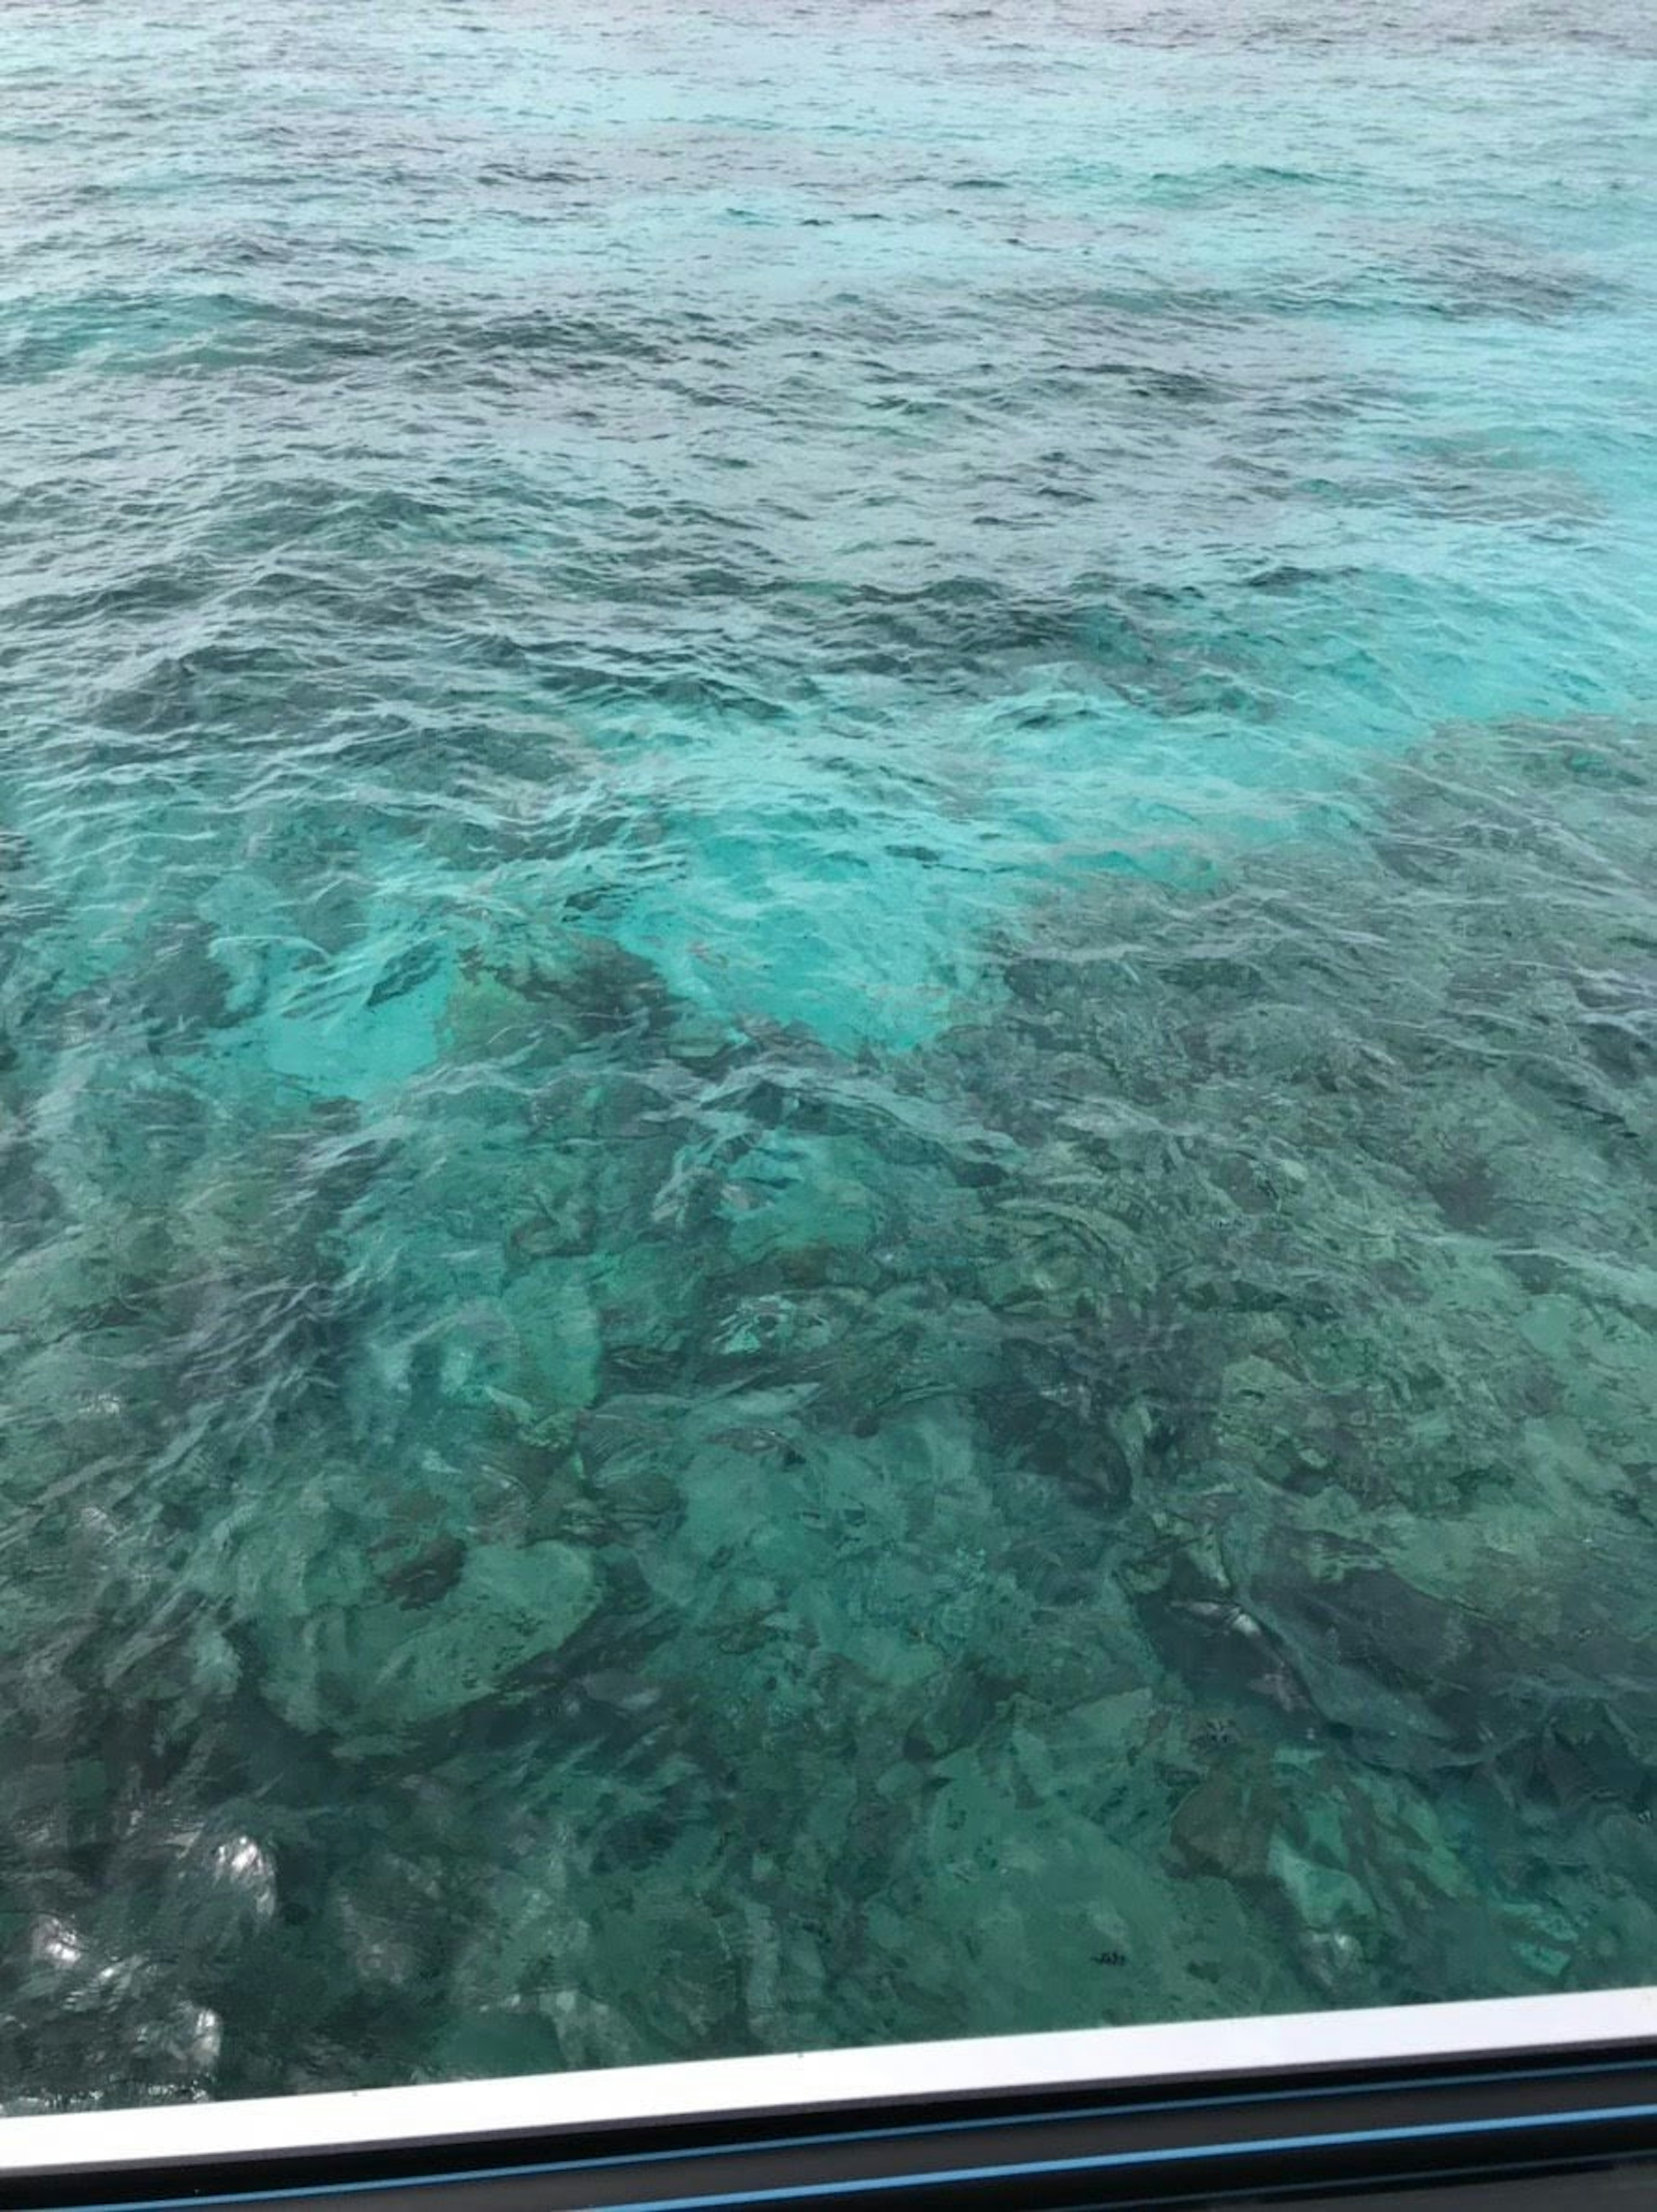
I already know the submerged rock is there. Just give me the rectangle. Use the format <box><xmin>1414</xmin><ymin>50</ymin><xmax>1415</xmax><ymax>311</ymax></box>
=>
<box><xmin>241</xmin><ymin>1535</ymin><xmax>603</xmax><ymax>1746</ymax></box>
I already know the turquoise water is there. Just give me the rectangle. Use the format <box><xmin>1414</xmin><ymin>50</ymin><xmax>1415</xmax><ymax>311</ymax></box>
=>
<box><xmin>2</xmin><ymin>0</ymin><xmax>1657</xmax><ymax>2109</ymax></box>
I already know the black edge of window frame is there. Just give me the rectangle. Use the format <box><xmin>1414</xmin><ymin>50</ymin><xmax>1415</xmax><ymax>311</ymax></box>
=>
<box><xmin>6</xmin><ymin>2036</ymin><xmax>1657</xmax><ymax>2211</ymax></box>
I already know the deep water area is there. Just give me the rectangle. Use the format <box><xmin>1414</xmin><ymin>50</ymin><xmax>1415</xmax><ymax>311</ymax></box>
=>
<box><xmin>3</xmin><ymin>0</ymin><xmax>1657</xmax><ymax>2112</ymax></box>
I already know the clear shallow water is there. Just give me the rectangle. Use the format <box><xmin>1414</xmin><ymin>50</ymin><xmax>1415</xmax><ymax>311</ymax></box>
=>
<box><xmin>2</xmin><ymin>0</ymin><xmax>1656</xmax><ymax>2108</ymax></box>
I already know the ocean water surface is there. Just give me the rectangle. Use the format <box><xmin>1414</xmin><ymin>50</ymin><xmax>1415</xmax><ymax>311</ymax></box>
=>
<box><xmin>2</xmin><ymin>0</ymin><xmax>1656</xmax><ymax>2108</ymax></box>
